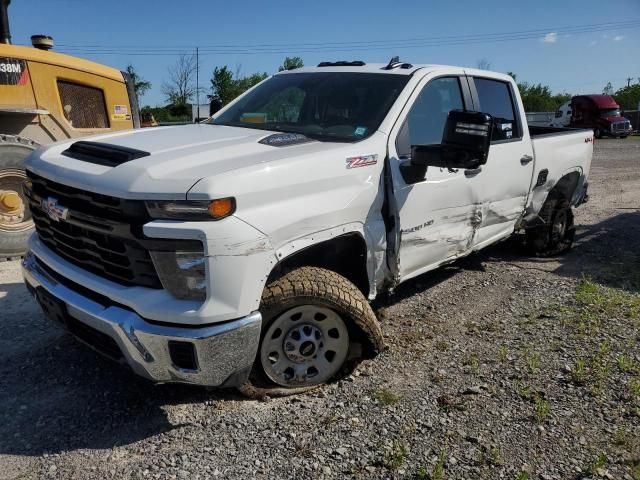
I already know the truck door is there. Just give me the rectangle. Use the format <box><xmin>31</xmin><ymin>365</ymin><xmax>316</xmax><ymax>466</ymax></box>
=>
<box><xmin>388</xmin><ymin>74</ymin><xmax>477</xmax><ymax>282</ymax></box>
<box><xmin>465</xmin><ymin>75</ymin><xmax>535</xmax><ymax>248</ymax></box>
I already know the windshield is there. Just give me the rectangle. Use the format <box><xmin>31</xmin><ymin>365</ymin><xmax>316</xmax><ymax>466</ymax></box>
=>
<box><xmin>209</xmin><ymin>72</ymin><xmax>409</xmax><ymax>142</ymax></box>
<box><xmin>600</xmin><ymin>108</ymin><xmax>621</xmax><ymax>118</ymax></box>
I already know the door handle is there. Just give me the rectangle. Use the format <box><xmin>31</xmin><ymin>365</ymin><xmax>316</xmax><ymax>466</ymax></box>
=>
<box><xmin>520</xmin><ymin>155</ymin><xmax>534</xmax><ymax>165</ymax></box>
<box><xmin>464</xmin><ymin>167</ymin><xmax>482</xmax><ymax>177</ymax></box>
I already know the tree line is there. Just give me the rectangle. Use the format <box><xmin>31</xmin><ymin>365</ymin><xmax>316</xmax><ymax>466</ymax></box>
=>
<box><xmin>128</xmin><ymin>56</ymin><xmax>639</xmax><ymax>123</ymax></box>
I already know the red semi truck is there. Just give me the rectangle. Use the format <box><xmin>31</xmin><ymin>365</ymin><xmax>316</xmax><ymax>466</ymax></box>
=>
<box><xmin>569</xmin><ymin>94</ymin><xmax>632</xmax><ymax>138</ymax></box>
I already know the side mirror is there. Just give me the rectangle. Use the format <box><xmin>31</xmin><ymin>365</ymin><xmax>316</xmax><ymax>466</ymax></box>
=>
<box><xmin>411</xmin><ymin>110</ymin><xmax>493</xmax><ymax>170</ymax></box>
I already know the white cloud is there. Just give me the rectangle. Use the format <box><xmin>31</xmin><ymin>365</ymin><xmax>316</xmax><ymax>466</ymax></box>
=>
<box><xmin>542</xmin><ymin>32</ymin><xmax>558</xmax><ymax>43</ymax></box>
<box><xmin>589</xmin><ymin>40</ymin><xmax>597</xmax><ymax>47</ymax></box>
<box><xmin>614</xmin><ymin>35</ymin><xmax>624</xmax><ymax>41</ymax></box>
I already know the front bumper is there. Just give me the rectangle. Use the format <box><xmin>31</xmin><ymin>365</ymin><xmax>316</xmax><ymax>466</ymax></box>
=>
<box><xmin>22</xmin><ymin>252</ymin><xmax>262</xmax><ymax>387</ymax></box>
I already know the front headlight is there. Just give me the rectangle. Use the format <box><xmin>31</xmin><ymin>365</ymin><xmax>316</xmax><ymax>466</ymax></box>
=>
<box><xmin>146</xmin><ymin>198</ymin><xmax>235</xmax><ymax>221</ymax></box>
<box><xmin>150</xmin><ymin>250</ymin><xmax>207</xmax><ymax>300</ymax></box>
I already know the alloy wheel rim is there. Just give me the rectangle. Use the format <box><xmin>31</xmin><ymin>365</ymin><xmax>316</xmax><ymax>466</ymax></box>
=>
<box><xmin>260</xmin><ymin>305</ymin><xmax>349</xmax><ymax>387</ymax></box>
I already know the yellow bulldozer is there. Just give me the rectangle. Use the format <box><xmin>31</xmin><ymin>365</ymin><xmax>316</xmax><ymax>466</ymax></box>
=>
<box><xmin>0</xmin><ymin>0</ymin><xmax>139</xmax><ymax>258</ymax></box>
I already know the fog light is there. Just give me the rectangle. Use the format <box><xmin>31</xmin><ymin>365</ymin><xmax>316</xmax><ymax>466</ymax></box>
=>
<box><xmin>150</xmin><ymin>250</ymin><xmax>207</xmax><ymax>300</ymax></box>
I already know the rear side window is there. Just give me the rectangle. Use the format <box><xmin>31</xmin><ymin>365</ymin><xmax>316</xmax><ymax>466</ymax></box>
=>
<box><xmin>474</xmin><ymin>78</ymin><xmax>520</xmax><ymax>141</ymax></box>
<box><xmin>57</xmin><ymin>80</ymin><xmax>109</xmax><ymax>129</ymax></box>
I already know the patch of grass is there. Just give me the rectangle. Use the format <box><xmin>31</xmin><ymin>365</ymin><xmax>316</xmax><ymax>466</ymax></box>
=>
<box><xmin>516</xmin><ymin>471</ymin><xmax>530</xmax><ymax>480</ymax></box>
<box><xmin>524</xmin><ymin>349</ymin><xmax>541</xmax><ymax>375</ymax></box>
<box><xmin>575</xmin><ymin>278</ymin><xmax>640</xmax><ymax>319</ymax></box>
<box><xmin>618</xmin><ymin>354</ymin><xmax>638</xmax><ymax>374</ymax></box>
<box><xmin>514</xmin><ymin>381</ymin><xmax>533</xmax><ymax>401</ymax></box>
<box><xmin>478</xmin><ymin>446</ymin><xmax>504</xmax><ymax>466</ymax></box>
<box><xmin>629</xmin><ymin>378</ymin><xmax>640</xmax><ymax>402</ymax></box>
<box><xmin>462</xmin><ymin>354</ymin><xmax>480</xmax><ymax>373</ymax></box>
<box><xmin>430</xmin><ymin>450</ymin><xmax>446</xmax><ymax>480</ymax></box>
<box><xmin>499</xmin><ymin>345</ymin><xmax>509</xmax><ymax>364</ymax></box>
<box><xmin>586</xmin><ymin>453</ymin><xmax>607</xmax><ymax>476</ymax></box>
<box><xmin>383</xmin><ymin>440</ymin><xmax>409</xmax><ymax>470</ymax></box>
<box><xmin>572</xmin><ymin>355</ymin><xmax>588</xmax><ymax>385</ymax></box>
<box><xmin>613</xmin><ymin>425</ymin><xmax>629</xmax><ymax>447</ymax></box>
<box><xmin>534</xmin><ymin>396</ymin><xmax>550</xmax><ymax>423</ymax></box>
<box><xmin>371</xmin><ymin>387</ymin><xmax>401</xmax><ymax>406</ymax></box>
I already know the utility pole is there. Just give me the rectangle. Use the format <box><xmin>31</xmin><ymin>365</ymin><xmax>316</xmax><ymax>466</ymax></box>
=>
<box><xmin>627</xmin><ymin>77</ymin><xmax>632</xmax><ymax>87</ymax></box>
<box><xmin>196</xmin><ymin>46</ymin><xmax>199</xmax><ymax>121</ymax></box>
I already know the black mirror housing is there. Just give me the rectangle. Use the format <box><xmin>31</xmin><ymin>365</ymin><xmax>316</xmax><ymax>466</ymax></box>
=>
<box><xmin>411</xmin><ymin>110</ymin><xmax>493</xmax><ymax>170</ymax></box>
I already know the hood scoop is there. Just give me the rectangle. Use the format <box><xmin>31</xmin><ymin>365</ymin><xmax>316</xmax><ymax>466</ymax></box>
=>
<box><xmin>258</xmin><ymin>133</ymin><xmax>313</xmax><ymax>147</ymax></box>
<box><xmin>62</xmin><ymin>141</ymin><xmax>150</xmax><ymax>167</ymax></box>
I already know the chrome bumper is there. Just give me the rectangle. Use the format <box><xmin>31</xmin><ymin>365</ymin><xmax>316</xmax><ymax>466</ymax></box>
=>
<box><xmin>22</xmin><ymin>252</ymin><xmax>262</xmax><ymax>387</ymax></box>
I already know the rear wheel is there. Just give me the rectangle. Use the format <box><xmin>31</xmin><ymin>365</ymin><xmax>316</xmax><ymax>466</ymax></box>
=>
<box><xmin>594</xmin><ymin>128</ymin><xmax>602</xmax><ymax>139</ymax></box>
<box><xmin>526</xmin><ymin>195</ymin><xmax>575</xmax><ymax>256</ymax></box>
<box><xmin>0</xmin><ymin>135</ymin><xmax>37</xmax><ymax>260</ymax></box>
<box><xmin>238</xmin><ymin>266</ymin><xmax>384</xmax><ymax>398</ymax></box>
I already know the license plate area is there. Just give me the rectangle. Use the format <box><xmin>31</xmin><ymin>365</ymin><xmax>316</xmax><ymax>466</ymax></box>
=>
<box><xmin>36</xmin><ymin>287</ymin><xmax>67</xmax><ymax>325</ymax></box>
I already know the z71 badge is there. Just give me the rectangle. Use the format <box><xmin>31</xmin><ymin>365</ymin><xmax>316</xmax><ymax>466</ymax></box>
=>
<box><xmin>0</xmin><ymin>58</ymin><xmax>29</xmax><ymax>86</ymax></box>
<box><xmin>346</xmin><ymin>154</ymin><xmax>378</xmax><ymax>169</ymax></box>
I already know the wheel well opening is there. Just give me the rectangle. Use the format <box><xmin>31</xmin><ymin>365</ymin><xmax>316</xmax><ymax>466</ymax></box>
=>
<box><xmin>270</xmin><ymin>233</ymin><xmax>370</xmax><ymax>297</ymax></box>
<box><xmin>549</xmin><ymin>171</ymin><xmax>580</xmax><ymax>202</ymax></box>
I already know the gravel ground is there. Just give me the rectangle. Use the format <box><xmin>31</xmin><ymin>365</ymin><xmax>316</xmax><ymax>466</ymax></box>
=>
<box><xmin>1</xmin><ymin>138</ymin><xmax>639</xmax><ymax>480</ymax></box>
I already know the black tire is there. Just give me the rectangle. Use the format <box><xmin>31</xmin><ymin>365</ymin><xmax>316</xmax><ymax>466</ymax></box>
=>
<box><xmin>0</xmin><ymin>135</ymin><xmax>38</xmax><ymax>259</ymax></box>
<box><xmin>238</xmin><ymin>266</ymin><xmax>384</xmax><ymax>398</ymax></box>
<box><xmin>594</xmin><ymin>128</ymin><xmax>602</xmax><ymax>139</ymax></box>
<box><xmin>526</xmin><ymin>195</ymin><xmax>575</xmax><ymax>256</ymax></box>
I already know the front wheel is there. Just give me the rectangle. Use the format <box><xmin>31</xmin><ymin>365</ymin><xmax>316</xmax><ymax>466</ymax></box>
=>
<box><xmin>238</xmin><ymin>266</ymin><xmax>384</xmax><ymax>398</ymax></box>
<box><xmin>0</xmin><ymin>135</ymin><xmax>38</xmax><ymax>259</ymax></box>
<box><xmin>594</xmin><ymin>128</ymin><xmax>602</xmax><ymax>139</ymax></box>
<box><xmin>526</xmin><ymin>195</ymin><xmax>575</xmax><ymax>256</ymax></box>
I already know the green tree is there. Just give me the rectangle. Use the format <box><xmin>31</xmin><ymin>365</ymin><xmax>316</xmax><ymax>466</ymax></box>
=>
<box><xmin>209</xmin><ymin>66</ymin><xmax>267</xmax><ymax>106</ymax></box>
<box><xmin>508</xmin><ymin>72</ymin><xmax>571</xmax><ymax>112</ymax></box>
<box><xmin>125</xmin><ymin>64</ymin><xmax>151</xmax><ymax>105</ymax></box>
<box><xmin>603</xmin><ymin>82</ymin><xmax>614</xmax><ymax>96</ymax></box>
<box><xmin>279</xmin><ymin>56</ymin><xmax>304</xmax><ymax>72</ymax></box>
<box><xmin>613</xmin><ymin>83</ymin><xmax>640</xmax><ymax>110</ymax></box>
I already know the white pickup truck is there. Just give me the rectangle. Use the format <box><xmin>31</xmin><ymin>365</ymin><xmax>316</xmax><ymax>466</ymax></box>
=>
<box><xmin>22</xmin><ymin>59</ymin><xmax>592</xmax><ymax>396</ymax></box>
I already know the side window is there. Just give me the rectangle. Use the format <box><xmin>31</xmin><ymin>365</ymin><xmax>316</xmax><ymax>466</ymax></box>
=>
<box><xmin>396</xmin><ymin>77</ymin><xmax>464</xmax><ymax>156</ymax></box>
<box><xmin>473</xmin><ymin>78</ymin><xmax>520</xmax><ymax>141</ymax></box>
<box><xmin>57</xmin><ymin>80</ymin><xmax>109</xmax><ymax>129</ymax></box>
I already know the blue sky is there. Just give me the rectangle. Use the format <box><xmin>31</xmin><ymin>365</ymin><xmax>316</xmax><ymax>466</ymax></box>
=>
<box><xmin>9</xmin><ymin>0</ymin><xmax>640</xmax><ymax>107</ymax></box>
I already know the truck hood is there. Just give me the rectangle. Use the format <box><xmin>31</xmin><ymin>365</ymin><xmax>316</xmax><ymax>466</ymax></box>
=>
<box><xmin>26</xmin><ymin>124</ymin><xmax>349</xmax><ymax>199</ymax></box>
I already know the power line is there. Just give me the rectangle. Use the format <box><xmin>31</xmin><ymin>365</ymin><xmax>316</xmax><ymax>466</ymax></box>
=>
<box><xmin>41</xmin><ymin>19</ymin><xmax>640</xmax><ymax>57</ymax></box>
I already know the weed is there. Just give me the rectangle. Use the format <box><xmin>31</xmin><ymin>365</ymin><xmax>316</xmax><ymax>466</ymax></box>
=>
<box><xmin>479</xmin><ymin>446</ymin><xmax>504</xmax><ymax>466</ymax></box>
<box><xmin>613</xmin><ymin>426</ymin><xmax>629</xmax><ymax>446</ymax></box>
<box><xmin>618</xmin><ymin>354</ymin><xmax>638</xmax><ymax>374</ymax></box>
<box><xmin>383</xmin><ymin>440</ymin><xmax>409</xmax><ymax>470</ymax></box>
<box><xmin>430</xmin><ymin>450</ymin><xmax>446</xmax><ymax>480</ymax></box>
<box><xmin>516</xmin><ymin>471</ymin><xmax>530</xmax><ymax>480</ymax></box>
<box><xmin>499</xmin><ymin>345</ymin><xmax>509</xmax><ymax>364</ymax></box>
<box><xmin>586</xmin><ymin>453</ymin><xmax>606</xmax><ymax>476</ymax></box>
<box><xmin>525</xmin><ymin>350</ymin><xmax>541</xmax><ymax>374</ymax></box>
<box><xmin>514</xmin><ymin>381</ymin><xmax>533</xmax><ymax>401</ymax></box>
<box><xmin>629</xmin><ymin>379</ymin><xmax>640</xmax><ymax>402</ymax></box>
<box><xmin>572</xmin><ymin>356</ymin><xmax>588</xmax><ymax>385</ymax></box>
<box><xmin>462</xmin><ymin>354</ymin><xmax>480</xmax><ymax>373</ymax></box>
<box><xmin>534</xmin><ymin>396</ymin><xmax>550</xmax><ymax>423</ymax></box>
<box><xmin>372</xmin><ymin>388</ymin><xmax>401</xmax><ymax>406</ymax></box>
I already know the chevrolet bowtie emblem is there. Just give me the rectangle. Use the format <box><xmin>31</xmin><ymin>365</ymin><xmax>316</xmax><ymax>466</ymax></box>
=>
<box><xmin>41</xmin><ymin>197</ymin><xmax>69</xmax><ymax>222</ymax></box>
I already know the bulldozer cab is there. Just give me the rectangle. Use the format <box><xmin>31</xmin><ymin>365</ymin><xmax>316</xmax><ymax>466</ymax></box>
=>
<box><xmin>0</xmin><ymin>0</ymin><xmax>139</xmax><ymax>258</ymax></box>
